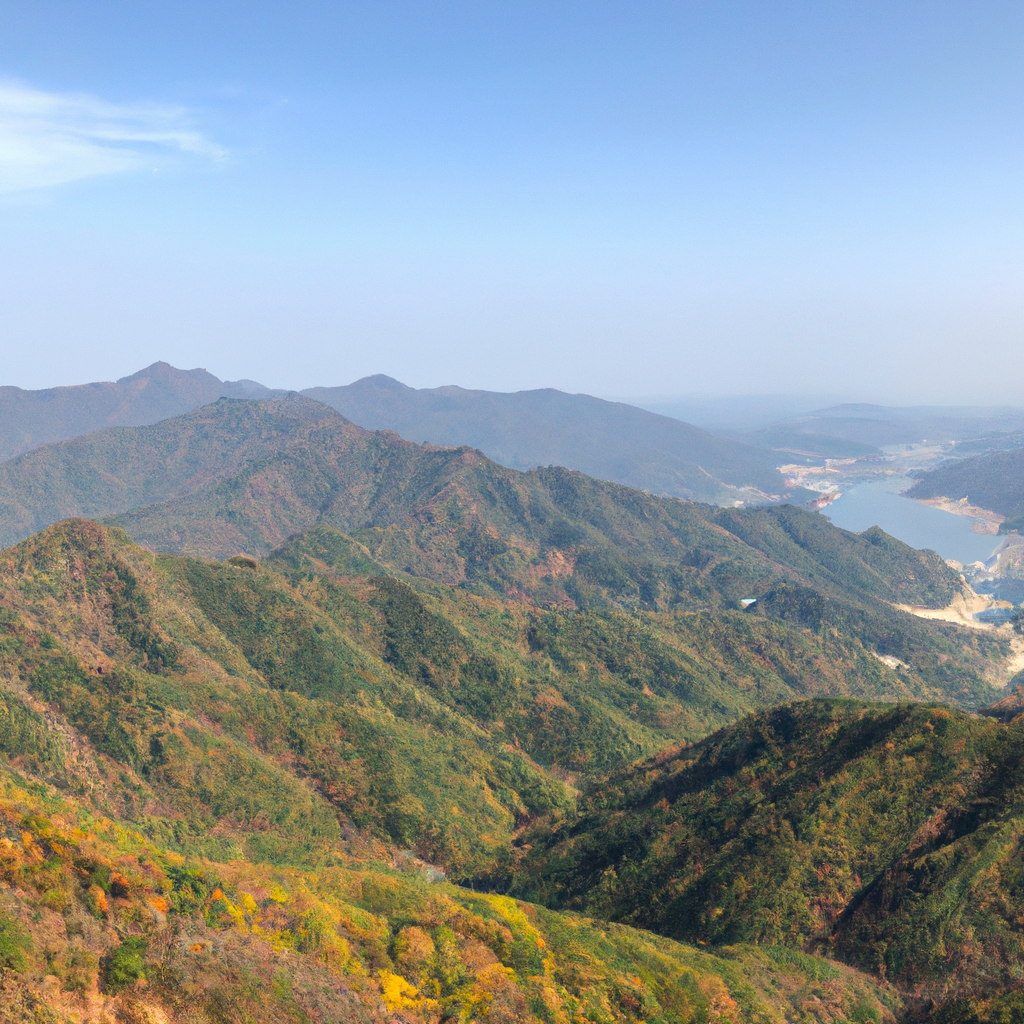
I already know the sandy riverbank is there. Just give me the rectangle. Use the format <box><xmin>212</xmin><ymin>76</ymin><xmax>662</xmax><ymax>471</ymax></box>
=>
<box><xmin>915</xmin><ymin>495</ymin><xmax>1005</xmax><ymax>530</ymax></box>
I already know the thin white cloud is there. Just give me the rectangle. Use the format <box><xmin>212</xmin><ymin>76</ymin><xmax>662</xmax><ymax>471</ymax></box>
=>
<box><xmin>0</xmin><ymin>80</ymin><xmax>225</xmax><ymax>194</ymax></box>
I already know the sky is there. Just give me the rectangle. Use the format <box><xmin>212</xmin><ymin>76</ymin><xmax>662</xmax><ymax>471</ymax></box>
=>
<box><xmin>1</xmin><ymin>1</ymin><xmax>1022</xmax><ymax>402</ymax></box>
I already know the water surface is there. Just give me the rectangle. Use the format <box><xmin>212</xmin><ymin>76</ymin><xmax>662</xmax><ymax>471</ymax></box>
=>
<box><xmin>823</xmin><ymin>478</ymin><xmax>1001</xmax><ymax>564</ymax></box>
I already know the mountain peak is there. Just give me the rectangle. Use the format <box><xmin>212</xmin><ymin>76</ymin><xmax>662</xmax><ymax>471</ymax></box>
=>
<box><xmin>0</xmin><ymin>362</ymin><xmax>280</xmax><ymax>463</ymax></box>
<box><xmin>349</xmin><ymin>374</ymin><xmax>414</xmax><ymax>392</ymax></box>
<box><xmin>116</xmin><ymin>361</ymin><xmax>221</xmax><ymax>387</ymax></box>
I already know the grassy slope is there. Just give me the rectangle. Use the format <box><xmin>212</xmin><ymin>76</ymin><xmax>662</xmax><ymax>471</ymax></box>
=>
<box><xmin>511</xmin><ymin>699</ymin><xmax>1024</xmax><ymax>1004</ymax></box>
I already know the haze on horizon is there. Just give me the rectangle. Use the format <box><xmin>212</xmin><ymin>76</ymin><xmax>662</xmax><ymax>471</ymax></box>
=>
<box><xmin>1</xmin><ymin>1</ymin><xmax>1022</xmax><ymax>405</ymax></box>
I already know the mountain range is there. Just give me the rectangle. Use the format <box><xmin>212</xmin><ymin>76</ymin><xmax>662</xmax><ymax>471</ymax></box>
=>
<box><xmin>0</xmin><ymin>361</ymin><xmax>281</xmax><ymax>462</ymax></box>
<box><xmin>2</xmin><ymin>394</ymin><xmax>1013</xmax><ymax>711</ymax></box>
<box><xmin>305</xmin><ymin>374</ymin><xmax>794</xmax><ymax>502</ymax></box>
<box><xmin>0</xmin><ymin>362</ymin><xmax>803</xmax><ymax>504</ymax></box>
<box><xmin>3</xmin><ymin>365</ymin><xmax>1024</xmax><ymax>1021</ymax></box>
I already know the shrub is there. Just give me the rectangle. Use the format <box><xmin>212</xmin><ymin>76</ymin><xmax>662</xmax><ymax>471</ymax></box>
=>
<box><xmin>102</xmin><ymin>936</ymin><xmax>148</xmax><ymax>993</ymax></box>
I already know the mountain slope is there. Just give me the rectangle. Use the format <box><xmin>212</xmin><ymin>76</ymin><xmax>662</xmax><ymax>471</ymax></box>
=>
<box><xmin>266</xmin><ymin>524</ymin><xmax>998</xmax><ymax>757</ymax></box>
<box><xmin>0</xmin><ymin>757</ymin><xmax>899</xmax><ymax>1024</ymax></box>
<box><xmin>1</xmin><ymin>518</ymin><xmax>992</xmax><ymax>878</ymax></box>
<box><xmin>0</xmin><ymin>395</ymin><xmax>347</xmax><ymax>547</ymax></box>
<box><xmin>0</xmin><ymin>525</ymin><xmax>1014</xmax><ymax>1019</ymax></box>
<box><xmin>511</xmin><ymin>698</ymin><xmax>1024</xmax><ymax>1005</ymax></box>
<box><xmin>0</xmin><ymin>393</ymin><xmax>954</xmax><ymax>605</ymax></box>
<box><xmin>0</xmin><ymin>395</ymin><xmax>1009</xmax><ymax>706</ymax></box>
<box><xmin>103</xmin><ymin>421</ymin><xmax>1010</xmax><ymax>706</ymax></box>
<box><xmin>1</xmin><ymin>363</ymin><xmax>802</xmax><ymax>502</ymax></box>
<box><xmin>0</xmin><ymin>519</ymin><xmax>567</xmax><ymax>878</ymax></box>
<box><xmin>0</xmin><ymin>521</ymin><xmax>907</xmax><ymax>1021</ymax></box>
<box><xmin>0</xmin><ymin>361</ymin><xmax>282</xmax><ymax>462</ymax></box>
<box><xmin>304</xmin><ymin>374</ymin><xmax>798</xmax><ymax>502</ymax></box>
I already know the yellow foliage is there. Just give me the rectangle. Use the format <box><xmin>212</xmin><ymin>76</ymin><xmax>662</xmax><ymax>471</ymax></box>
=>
<box><xmin>458</xmin><ymin>963</ymin><xmax>524</xmax><ymax>1022</ymax></box>
<box><xmin>20</xmin><ymin>832</ymin><xmax>43</xmax><ymax>861</ymax></box>
<box><xmin>296</xmin><ymin>904</ymin><xmax>352</xmax><ymax>971</ymax></box>
<box><xmin>208</xmin><ymin>890</ymin><xmax>248</xmax><ymax>932</ymax></box>
<box><xmin>379</xmin><ymin>969</ymin><xmax>439</xmax><ymax>1013</ymax></box>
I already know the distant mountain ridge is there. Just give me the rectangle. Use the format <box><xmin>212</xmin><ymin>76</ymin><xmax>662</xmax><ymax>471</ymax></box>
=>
<box><xmin>1</xmin><ymin>363</ymin><xmax>802</xmax><ymax>504</ymax></box>
<box><xmin>0</xmin><ymin>361</ymin><xmax>284</xmax><ymax>461</ymax></box>
<box><xmin>304</xmin><ymin>374</ymin><xmax>797</xmax><ymax>503</ymax></box>
<box><xmin>741</xmin><ymin>403</ymin><xmax>1024</xmax><ymax>458</ymax></box>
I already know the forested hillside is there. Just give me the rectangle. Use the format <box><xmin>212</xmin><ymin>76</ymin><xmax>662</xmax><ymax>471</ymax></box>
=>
<box><xmin>0</xmin><ymin>363</ymin><xmax>801</xmax><ymax>504</ymax></box>
<box><xmin>907</xmin><ymin>446</ymin><xmax>1024</xmax><ymax>531</ymax></box>
<box><xmin>0</xmin><ymin>519</ymin><xmax>997</xmax><ymax>882</ymax></box>
<box><xmin>511</xmin><ymin>699</ymin><xmax>1024</xmax><ymax>1010</ymax></box>
<box><xmin>0</xmin><ymin>400</ymin><xmax>1021</xmax><ymax>1021</ymax></box>
<box><xmin>0</xmin><ymin>520</ymin><xmax>907</xmax><ymax>1022</ymax></box>
<box><xmin>0</xmin><ymin>759</ymin><xmax>898</xmax><ymax>1024</ymax></box>
<box><xmin>0</xmin><ymin>396</ymin><xmax>340</xmax><ymax>547</ymax></box>
<box><xmin>0</xmin><ymin>395</ymin><xmax>1010</xmax><ymax>708</ymax></box>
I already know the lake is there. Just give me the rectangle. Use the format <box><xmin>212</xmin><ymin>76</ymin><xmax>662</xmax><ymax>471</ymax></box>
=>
<box><xmin>822</xmin><ymin>477</ymin><xmax>1002</xmax><ymax>565</ymax></box>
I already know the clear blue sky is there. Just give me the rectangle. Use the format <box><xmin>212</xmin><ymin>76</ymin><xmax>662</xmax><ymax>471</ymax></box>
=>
<box><xmin>1</xmin><ymin>1</ymin><xmax>1022</xmax><ymax>401</ymax></box>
